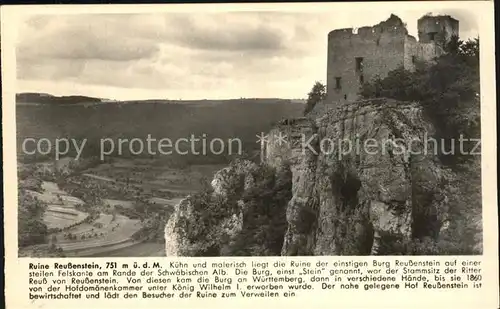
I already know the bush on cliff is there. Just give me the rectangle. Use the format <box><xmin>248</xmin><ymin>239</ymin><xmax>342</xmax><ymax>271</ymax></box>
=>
<box><xmin>226</xmin><ymin>164</ymin><xmax>292</xmax><ymax>256</ymax></box>
<box><xmin>131</xmin><ymin>199</ymin><xmax>176</xmax><ymax>242</ymax></box>
<box><xmin>183</xmin><ymin>163</ymin><xmax>292</xmax><ymax>256</ymax></box>
<box><xmin>360</xmin><ymin>36</ymin><xmax>480</xmax><ymax>165</ymax></box>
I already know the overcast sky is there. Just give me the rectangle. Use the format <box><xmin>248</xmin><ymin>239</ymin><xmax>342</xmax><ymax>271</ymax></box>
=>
<box><xmin>16</xmin><ymin>8</ymin><xmax>478</xmax><ymax>100</ymax></box>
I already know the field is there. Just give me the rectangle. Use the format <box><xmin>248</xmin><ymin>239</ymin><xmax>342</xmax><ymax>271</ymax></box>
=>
<box><xmin>43</xmin><ymin>206</ymin><xmax>89</xmax><ymax>229</ymax></box>
<box><xmin>80</xmin><ymin>158</ymin><xmax>225</xmax><ymax>199</ymax></box>
<box><xmin>54</xmin><ymin>213</ymin><xmax>114</xmax><ymax>241</ymax></box>
<box><xmin>19</xmin><ymin>177</ymin><xmax>148</xmax><ymax>256</ymax></box>
<box><xmin>102</xmin><ymin>199</ymin><xmax>134</xmax><ymax>209</ymax></box>
<box><xmin>90</xmin><ymin>242</ymin><xmax>166</xmax><ymax>257</ymax></box>
<box><xmin>25</xmin><ymin>181</ymin><xmax>88</xmax><ymax>229</ymax></box>
<box><xmin>148</xmin><ymin>197</ymin><xmax>184</xmax><ymax>207</ymax></box>
<box><xmin>19</xmin><ymin>157</ymin><xmax>224</xmax><ymax>257</ymax></box>
<box><xmin>54</xmin><ymin>214</ymin><xmax>143</xmax><ymax>257</ymax></box>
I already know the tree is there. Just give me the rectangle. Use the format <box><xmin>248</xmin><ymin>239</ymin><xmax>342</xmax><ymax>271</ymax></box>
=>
<box><xmin>18</xmin><ymin>190</ymin><xmax>49</xmax><ymax>247</ymax></box>
<box><xmin>303</xmin><ymin>81</ymin><xmax>326</xmax><ymax>115</ymax></box>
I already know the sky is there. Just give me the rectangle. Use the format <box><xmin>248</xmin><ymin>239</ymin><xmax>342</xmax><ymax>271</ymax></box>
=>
<box><xmin>15</xmin><ymin>7</ymin><xmax>479</xmax><ymax>100</ymax></box>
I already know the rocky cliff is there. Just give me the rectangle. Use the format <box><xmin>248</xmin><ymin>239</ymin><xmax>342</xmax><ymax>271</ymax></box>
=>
<box><xmin>165</xmin><ymin>98</ymin><xmax>482</xmax><ymax>256</ymax></box>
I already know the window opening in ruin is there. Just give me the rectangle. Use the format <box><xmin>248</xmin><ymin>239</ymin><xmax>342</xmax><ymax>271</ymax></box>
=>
<box><xmin>359</xmin><ymin>74</ymin><xmax>364</xmax><ymax>84</ymax></box>
<box><xmin>428</xmin><ymin>32</ymin><xmax>437</xmax><ymax>41</ymax></box>
<box><xmin>412</xmin><ymin>55</ymin><xmax>416</xmax><ymax>64</ymax></box>
<box><xmin>344</xmin><ymin>94</ymin><xmax>347</xmax><ymax>100</ymax></box>
<box><xmin>335</xmin><ymin>77</ymin><xmax>342</xmax><ymax>89</ymax></box>
<box><xmin>355</xmin><ymin>57</ymin><xmax>364</xmax><ymax>72</ymax></box>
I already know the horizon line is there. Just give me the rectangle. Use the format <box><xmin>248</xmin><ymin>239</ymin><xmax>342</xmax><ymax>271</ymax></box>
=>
<box><xmin>16</xmin><ymin>92</ymin><xmax>308</xmax><ymax>102</ymax></box>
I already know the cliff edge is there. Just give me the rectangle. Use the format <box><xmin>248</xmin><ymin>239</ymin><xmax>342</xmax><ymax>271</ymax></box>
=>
<box><xmin>165</xmin><ymin>98</ymin><xmax>482</xmax><ymax>256</ymax></box>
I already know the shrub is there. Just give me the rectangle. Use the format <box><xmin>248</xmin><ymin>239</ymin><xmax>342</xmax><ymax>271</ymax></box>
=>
<box><xmin>360</xmin><ymin>36</ymin><xmax>480</xmax><ymax>166</ymax></box>
<box><xmin>184</xmin><ymin>162</ymin><xmax>293</xmax><ymax>256</ymax></box>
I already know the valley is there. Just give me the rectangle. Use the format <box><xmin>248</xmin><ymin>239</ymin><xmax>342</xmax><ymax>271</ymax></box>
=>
<box><xmin>15</xmin><ymin>97</ymin><xmax>304</xmax><ymax>257</ymax></box>
<box><xmin>18</xmin><ymin>158</ymin><xmax>225</xmax><ymax>257</ymax></box>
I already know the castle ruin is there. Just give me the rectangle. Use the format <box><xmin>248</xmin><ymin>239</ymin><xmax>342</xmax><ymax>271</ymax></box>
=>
<box><xmin>326</xmin><ymin>14</ymin><xmax>459</xmax><ymax>104</ymax></box>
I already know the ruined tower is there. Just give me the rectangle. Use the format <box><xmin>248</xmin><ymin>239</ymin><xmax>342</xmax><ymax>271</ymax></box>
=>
<box><xmin>326</xmin><ymin>14</ymin><xmax>459</xmax><ymax>105</ymax></box>
<box><xmin>417</xmin><ymin>14</ymin><xmax>459</xmax><ymax>48</ymax></box>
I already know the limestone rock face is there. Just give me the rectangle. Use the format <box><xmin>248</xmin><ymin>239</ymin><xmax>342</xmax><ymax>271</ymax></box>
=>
<box><xmin>165</xmin><ymin>98</ymin><xmax>482</xmax><ymax>256</ymax></box>
<box><xmin>164</xmin><ymin>198</ymin><xmax>191</xmax><ymax>256</ymax></box>
<box><xmin>211</xmin><ymin>160</ymin><xmax>259</xmax><ymax>196</ymax></box>
<box><xmin>268</xmin><ymin>99</ymin><xmax>447</xmax><ymax>255</ymax></box>
<box><xmin>165</xmin><ymin>160</ymin><xmax>257</xmax><ymax>256</ymax></box>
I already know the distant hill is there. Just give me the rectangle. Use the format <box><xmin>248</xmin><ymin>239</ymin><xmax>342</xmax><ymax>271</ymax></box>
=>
<box><xmin>16</xmin><ymin>97</ymin><xmax>304</xmax><ymax>165</ymax></box>
<box><xmin>16</xmin><ymin>93</ymin><xmax>103</xmax><ymax>105</ymax></box>
<box><xmin>16</xmin><ymin>93</ymin><xmax>305</xmax><ymax>106</ymax></box>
